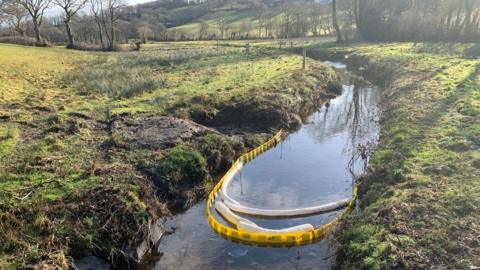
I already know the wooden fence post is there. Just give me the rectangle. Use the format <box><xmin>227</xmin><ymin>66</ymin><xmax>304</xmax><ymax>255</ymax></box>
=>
<box><xmin>302</xmin><ymin>48</ymin><xmax>307</xmax><ymax>70</ymax></box>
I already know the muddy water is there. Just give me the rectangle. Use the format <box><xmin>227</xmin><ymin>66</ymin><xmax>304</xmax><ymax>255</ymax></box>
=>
<box><xmin>145</xmin><ymin>63</ymin><xmax>381</xmax><ymax>270</ymax></box>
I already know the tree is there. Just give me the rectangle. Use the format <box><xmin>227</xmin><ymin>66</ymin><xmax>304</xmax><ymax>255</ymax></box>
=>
<box><xmin>253</xmin><ymin>0</ymin><xmax>267</xmax><ymax>37</ymax></box>
<box><xmin>292</xmin><ymin>5</ymin><xmax>309</xmax><ymax>37</ymax></box>
<box><xmin>150</xmin><ymin>23</ymin><xmax>166</xmax><ymax>41</ymax></box>
<box><xmin>0</xmin><ymin>0</ymin><xmax>6</xmax><ymax>24</ymax></box>
<box><xmin>239</xmin><ymin>21</ymin><xmax>250</xmax><ymax>38</ymax></box>
<box><xmin>198</xmin><ymin>19</ymin><xmax>208</xmax><ymax>39</ymax></box>
<box><xmin>18</xmin><ymin>0</ymin><xmax>51</xmax><ymax>44</ymax></box>
<box><xmin>90</xmin><ymin>0</ymin><xmax>122</xmax><ymax>50</ymax></box>
<box><xmin>337</xmin><ymin>0</ymin><xmax>357</xmax><ymax>41</ymax></box>
<box><xmin>307</xmin><ymin>3</ymin><xmax>322</xmax><ymax>37</ymax></box>
<box><xmin>54</xmin><ymin>0</ymin><xmax>87</xmax><ymax>48</ymax></box>
<box><xmin>117</xmin><ymin>19</ymin><xmax>133</xmax><ymax>43</ymax></box>
<box><xmin>72</xmin><ymin>14</ymin><xmax>98</xmax><ymax>43</ymax></box>
<box><xmin>216</xmin><ymin>12</ymin><xmax>227</xmax><ymax>39</ymax></box>
<box><xmin>332</xmin><ymin>0</ymin><xmax>343</xmax><ymax>43</ymax></box>
<box><xmin>90</xmin><ymin>0</ymin><xmax>104</xmax><ymax>48</ymax></box>
<box><xmin>135</xmin><ymin>20</ymin><xmax>152</xmax><ymax>42</ymax></box>
<box><xmin>263</xmin><ymin>11</ymin><xmax>275</xmax><ymax>38</ymax></box>
<box><xmin>103</xmin><ymin>0</ymin><xmax>122</xmax><ymax>49</ymax></box>
<box><xmin>463</xmin><ymin>0</ymin><xmax>480</xmax><ymax>40</ymax></box>
<box><xmin>3</xmin><ymin>0</ymin><xmax>29</xmax><ymax>36</ymax></box>
<box><xmin>258</xmin><ymin>10</ymin><xmax>273</xmax><ymax>38</ymax></box>
<box><xmin>281</xmin><ymin>4</ymin><xmax>293</xmax><ymax>38</ymax></box>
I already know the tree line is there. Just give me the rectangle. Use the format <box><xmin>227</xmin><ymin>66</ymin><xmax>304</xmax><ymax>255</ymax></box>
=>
<box><xmin>0</xmin><ymin>0</ymin><xmax>479</xmax><ymax>50</ymax></box>
<box><xmin>0</xmin><ymin>0</ymin><xmax>136</xmax><ymax>49</ymax></box>
<box><xmin>352</xmin><ymin>0</ymin><xmax>480</xmax><ymax>42</ymax></box>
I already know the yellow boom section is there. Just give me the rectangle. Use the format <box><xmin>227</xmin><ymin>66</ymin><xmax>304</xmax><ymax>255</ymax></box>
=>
<box><xmin>205</xmin><ymin>131</ymin><xmax>359</xmax><ymax>246</ymax></box>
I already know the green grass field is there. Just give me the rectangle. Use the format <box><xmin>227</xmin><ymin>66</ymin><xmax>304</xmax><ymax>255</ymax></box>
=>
<box><xmin>0</xmin><ymin>42</ymin><xmax>340</xmax><ymax>269</ymax></box>
<box><xmin>309</xmin><ymin>43</ymin><xmax>480</xmax><ymax>270</ymax></box>
<box><xmin>167</xmin><ymin>7</ymin><xmax>278</xmax><ymax>39</ymax></box>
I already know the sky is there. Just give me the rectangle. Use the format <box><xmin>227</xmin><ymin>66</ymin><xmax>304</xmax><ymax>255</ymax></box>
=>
<box><xmin>127</xmin><ymin>0</ymin><xmax>155</xmax><ymax>4</ymax></box>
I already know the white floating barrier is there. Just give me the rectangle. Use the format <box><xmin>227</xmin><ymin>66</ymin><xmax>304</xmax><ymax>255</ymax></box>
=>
<box><xmin>237</xmin><ymin>221</ymin><xmax>314</xmax><ymax>234</ymax></box>
<box><xmin>215</xmin><ymin>201</ymin><xmax>314</xmax><ymax>234</ymax></box>
<box><xmin>215</xmin><ymin>201</ymin><xmax>255</xmax><ymax>226</ymax></box>
<box><xmin>223</xmin><ymin>197</ymin><xmax>350</xmax><ymax>218</ymax></box>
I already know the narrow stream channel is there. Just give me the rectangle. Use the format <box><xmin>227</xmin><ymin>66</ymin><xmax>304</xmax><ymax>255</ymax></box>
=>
<box><xmin>143</xmin><ymin>62</ymin><xmax>381</xmax><ymax>270</ymax></box>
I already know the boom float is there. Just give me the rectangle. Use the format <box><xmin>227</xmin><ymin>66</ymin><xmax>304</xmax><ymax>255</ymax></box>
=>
<box><xmin>206</xmin><ymin>131</ymin><xmax>360</xmax><ymax>246</ymax></box>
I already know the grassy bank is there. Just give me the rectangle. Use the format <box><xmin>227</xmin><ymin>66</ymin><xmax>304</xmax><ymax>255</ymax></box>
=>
<box><xmin>308</xmin><ymin>43</ymin><xmax>480</xmax><ymax>269</ymax></box>
<box><xmin>0</xmin><ymin>43</ymin><xmax>339</xmax><ymax>268</ymax></box>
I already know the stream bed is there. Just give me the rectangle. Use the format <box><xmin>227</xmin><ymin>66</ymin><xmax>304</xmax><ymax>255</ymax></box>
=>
<box><xmin>143</xmin><ymin>62</ymin><xmax>381</xmax><ymax>270</ymax></box>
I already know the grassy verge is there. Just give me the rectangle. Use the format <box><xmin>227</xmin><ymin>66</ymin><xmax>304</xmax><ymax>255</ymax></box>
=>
<box><xmin>0</xmin><ymin>42</ymin><xmax>339</xmax><ymax>268</ymax></box>
<box><xmin>308</xmin><ymin>43</ymin><xmax>480</xmax><ymax>269</ymax></box>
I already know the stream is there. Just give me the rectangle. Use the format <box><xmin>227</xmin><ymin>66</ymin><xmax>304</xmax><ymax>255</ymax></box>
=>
<box><xmin>142</xmin><ymin>62</ymin><xmax>381</xmax><ymax>270</ymax></box>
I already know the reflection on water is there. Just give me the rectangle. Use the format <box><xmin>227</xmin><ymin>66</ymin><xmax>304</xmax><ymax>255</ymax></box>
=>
<box><xmin>322</xmin><ymin>61</ymin><xmax>347</xmax><ymax>69</ymax></box>
<box><xmin>146</xmin><ymin>65</ymin><xmax>381</xmax><ymax>270</ymax></box>
<box><xmin>148</xmin><ymin>203</ymin><xmax>335</xmax><ymax>270</ymax></box>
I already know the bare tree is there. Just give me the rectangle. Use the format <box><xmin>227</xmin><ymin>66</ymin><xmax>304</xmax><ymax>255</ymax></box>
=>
<box><xmin>463</xmin><ymin>0</ymin><xmax>480</xmax><ymax>38</ymax></box>
<box><xmin>263</xmin><ymin>11</ymin><xmax>275</xmax><ymax>38</ymax></box>
<box><xmin>198</xmin><ymin>19</ymin><xmax>208</xmax><ymax>39</ymax></box>
<box><xmin>54</xmin><ymin>0</ymin><xmax>87</xmax><ymax>48</ymax></box>
<box><xmin>281</xmin><ymin>4</ymin><xmax>293</xmax><ymax>38</ymax></box>
<box><xmin>292</xmin><ymin>5</ymin><xmax>309</xmax><ymax>37</ymax></box>
<box><xmin>18</xmin><ymin>0</ymin><xmax>51</xmax><ymax>44</ymax></box>
<box><xmin>103</xmin><ymin>0</ymin><xmax>122</xmax><ymax>49</ymax></box>
<box><xmin>216</xmin><ymin>12</ymin><xmax>227</xmax><ymax>39</ymax></box>
<box><xmin>135</xmin><ymin>20</ymin><xmax>152</xmax><ymax>43</ymax></box>
<box><xmin>332</xmin><ymin>0</ymin><xmax>344</xmax><ymax>43</ymax></box>
<box><xmin>117</xmin><ymin>19</ymin><xmax>133</xmax><ymax>43</ymax></box>
<box><xmin>91</xmin><ymin>0</ymin><xmax>121</xmax><ymax>50</ymax></box>
<box><xmin>0</xmin><ymin>0</ymin><xmax>5</xmax><ymax>24</ymax></box>
<box><xmin>307</xmin><ymin>3</ymin><xmax>322</xmax><ymax>37</ymax></box>
<box><xmin>3</xmin><ymin>0</ymin><xmax>29</xmax><ymax>36</ymax></box>
<box><xmin>72</xmin><ymin>14</ymin><xmax>98</xmax><ymax>43</ymax></box>
<box><xmin>90</xmin><ymin>0</ymin><xmax>104</xmax><ymax>48</ymax></box>
<box><xmin>252</xmin><ymin>1</ymin><xmax>266</xmax><ymax>37</ymax></box>
<box><xmin>239</xmin><ymin>21</ymin><xmax>250</xmax><ymax>38</ymax></box>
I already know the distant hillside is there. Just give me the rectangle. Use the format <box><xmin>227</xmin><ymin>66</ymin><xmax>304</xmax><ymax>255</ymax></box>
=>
<box><xmin>166</xmin><ymin>2</ymin><xmax>281</xmax><ymax>39</ymax></box>
<box><xmin>0</xmin><ymin>0</ymin><xmax>334</xmax><ymax>45</ymax></box>
<box><xmin>130</xmin><ymin>0</ymin><xmax>333</xmax><ymax>40</ymax></box>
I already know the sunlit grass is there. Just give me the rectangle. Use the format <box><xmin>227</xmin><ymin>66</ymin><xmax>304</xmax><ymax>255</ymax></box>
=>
<box><xmin>314</xmin><ymin>43</ymin><xmax>480</xmax><ymax>269</ymax></box>
<box><xmin>64</xmin><ymin>46</ymin><xmax>304</xmax><ymax>115</ymax></box>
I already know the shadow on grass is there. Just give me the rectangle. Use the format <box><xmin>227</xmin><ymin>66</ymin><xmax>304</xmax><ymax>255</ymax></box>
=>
<box><xmin>415</xmin><ymin>42</ymin><xmax>480</xmax><ymax>58</ymax></box>
<box><xmin>370</xmin><ymin>62</ymin><xmax>479</xmax><ymax>188</ymax></box>
<box><xmin>338</xmin><ymin>59</ymin><xmax>480</xmax><ymax>270</ymax></box>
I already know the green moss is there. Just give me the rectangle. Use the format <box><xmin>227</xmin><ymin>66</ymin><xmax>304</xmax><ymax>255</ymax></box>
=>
<box><xmin>155</xmin><ymin>145</ymin><xmax>208</xmax><ymax>185</ymax></box>
<box><xmin>341</xmin><ymin>225</ymin><xmax>394</xmax><ymax>270</ymax></box>
<box><xmin>193</xmin><ymin>133</ymin><xmax>241</xmax><ymax>174</ymax></box>
<box><xmin>0</xmin><ymin>126</ymin><xmax>19</xmax><ymax>156</ymax></box>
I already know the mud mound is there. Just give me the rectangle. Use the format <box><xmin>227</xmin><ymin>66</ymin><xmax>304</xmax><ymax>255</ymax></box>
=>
<box><xmin>112</xmin><ymin>116</ymin><xmax>212</xmax><ymax>149</ymax></box>
<box><xmin>212</xmin><ymin>68</ymin><xmax>341</xmax><ymax>131</ymax></box>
